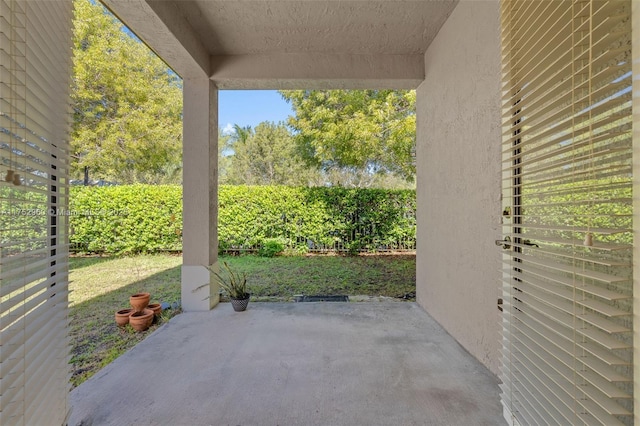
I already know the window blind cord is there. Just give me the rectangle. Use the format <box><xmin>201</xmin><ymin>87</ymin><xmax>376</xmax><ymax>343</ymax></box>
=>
<box><xmin>583</xmin><ymin>4</ymin><xmax>595</xmax><ymax>250</ymax></box>
<box><xmin>580</xmin><ymin>3</ymin><xmax>595</xmax><ymax>411</ymax></box>
<box><xmin>570</xmin><ymin>3</ymin><xmax>586</xmax><ymax>414</ymax></box>
<box><xmin>5</xmin><ymin>2</ymin><xmax>15</xmax><ymax>184</ymax></box>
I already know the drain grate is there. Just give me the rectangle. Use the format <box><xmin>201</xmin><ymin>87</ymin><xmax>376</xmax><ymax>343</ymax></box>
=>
<box><xmin>294</xmin><ymin>295</ymin><xmax>349</xmax><ymax>302</ymax></box>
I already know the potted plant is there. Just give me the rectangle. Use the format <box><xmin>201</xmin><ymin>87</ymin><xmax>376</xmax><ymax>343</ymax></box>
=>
<box><xmin>207</xmin><ymin>261</ymin><xmax>250</xmax><ymax>312</ymax></box>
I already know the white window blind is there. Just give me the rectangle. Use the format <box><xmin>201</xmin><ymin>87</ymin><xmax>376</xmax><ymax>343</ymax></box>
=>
<box><xmin>0</xmin><ymin>0</ymin><xmax>72</xmax><ymax>424</ymax></box>
<box><xmin>500</xmin><ymin>1</ymin><xmax>633</xmax><ymax>425</ymax></box>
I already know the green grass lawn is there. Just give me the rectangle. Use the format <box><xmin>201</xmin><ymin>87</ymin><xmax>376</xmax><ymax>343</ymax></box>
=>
<box><xmin>69</xmin><ymin>253</ymin><xmax>415</xmax><ymax>388</ymax></box>
<box><xmin>230</xmin><ymin>254</ymin><xmax>416</xmax><ymax>301</ymax></box>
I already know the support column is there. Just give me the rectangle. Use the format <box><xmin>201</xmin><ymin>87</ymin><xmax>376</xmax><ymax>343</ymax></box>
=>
<box><xmin>181</xmin><ymin>78</ymin><xmax>219</xmax><ymax>311</ymax></box>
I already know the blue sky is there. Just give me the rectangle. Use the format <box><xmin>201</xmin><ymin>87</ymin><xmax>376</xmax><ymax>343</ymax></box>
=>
<box><xmin>115</xmin><ymin>8</ymin><xmax>293</xmax><ymax>135</ymax></box>
<box><xmin>218</xmin><ymin>90</ymin><xmax>294</xmax><ymax>134</ymax></box>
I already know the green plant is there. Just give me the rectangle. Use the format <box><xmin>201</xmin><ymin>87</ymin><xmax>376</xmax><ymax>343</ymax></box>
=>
<box><xmin>282</xmin><ymin>245</ymin><xmax>309</xmax><ymax>256</ymax></box>
<box><xmin>258</xmin><ymin>238</ymin><xmax>286</xmax><ymax>257</ymax></box>
<box><xmin>207</xmin><ymin>261</ymin><xmax>249</xmax><ymax>299</ymax></box>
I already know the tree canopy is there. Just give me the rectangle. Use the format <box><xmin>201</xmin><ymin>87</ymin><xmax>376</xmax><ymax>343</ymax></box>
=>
<box><xmin>222</xmin><ymin>121</ymin><xmax>317</xmax><ymax>186</ymax></box>
<box><xmin>70</xmin><ymin>1</ymin><xmax>416</xmax><ymax>189</ymax></box>
<box><xmin>71</xmin><ymin>0</ymin><xmax>183</xmax><ymax>184</ymax></box>
<box><xmin>280</xmin><ymin>90</ymin><xmax>416</xmax><ymax>182</ymax></box>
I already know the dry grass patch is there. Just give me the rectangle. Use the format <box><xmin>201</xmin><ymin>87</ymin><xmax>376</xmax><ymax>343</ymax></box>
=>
<box><xmin>69</xmin><ymin>255</ymin><xmax>182</xmax><ymax>388</ymax></box>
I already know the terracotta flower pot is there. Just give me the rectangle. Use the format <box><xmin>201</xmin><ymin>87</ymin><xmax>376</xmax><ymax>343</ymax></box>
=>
<box><xmin>130</xmin><ymin>292</ymin><xmax>150</xmax><ymax>312</ymax></box>
<box><xmin>115</xmin><ymin>308</ymin><xmax>133</xmax><ymax>327</ymax></box>
<box><xmin>129</xmin><ymin>309</ymin><xmax>154</xmax><ymax>332</ymax></box>
<box><xmin>147</xmin><ymin>303</ymin><xmax>162</xmax><ymax>316</ymax></box>
<box><xmin>147</xmin><ymin>303</ymin><xmax>162</xmax><ymax>315</ymax></box>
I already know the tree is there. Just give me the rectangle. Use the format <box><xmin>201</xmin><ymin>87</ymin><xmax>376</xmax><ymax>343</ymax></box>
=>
<box><xmin>71</xmin><ymin>0</ymin><xmax>183</xmax><ymax>184</ymax></box>
<box><xmin>232</xmin><ymin>124</ymin><xmax>252</xmax><ymax>145</ymax></box>
<box><xmin>280</xmin><ymin>90</ymin><xmax>416</xmax><ymax>183</ymax></box>
<box><xmin>223</xmin><ymin>121</ymin><xmax>317</xmax><ymax>186</ymax></box>
<box><xmin>217</xmin><ymin>129</ymin><xmax>232</xmax><ymax>184</ymax></box>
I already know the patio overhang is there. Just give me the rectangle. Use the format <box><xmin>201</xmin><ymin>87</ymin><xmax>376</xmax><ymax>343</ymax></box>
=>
<box><xmin>101</xmin><ymin>0</ymin><xmax>457</xmax><ymax>88</ymax></box>
<box><xmin>101</xmin><ymin>0</ymin><xmax>211</xmax><ymax>78</ymax></box>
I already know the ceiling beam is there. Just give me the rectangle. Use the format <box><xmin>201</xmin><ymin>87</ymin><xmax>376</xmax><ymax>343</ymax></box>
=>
<box><xmin>210</xmin><ymin>53</ymin><xmax>424</xmax><ymax>90</ymax></box>
<box><xmin>101</xmin><ymin>0</ymin><xmax>210</xmax><ymax>79</ymax></box>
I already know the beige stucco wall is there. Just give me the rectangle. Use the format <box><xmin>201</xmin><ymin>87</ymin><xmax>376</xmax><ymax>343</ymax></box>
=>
<box><xmin>415</xmin><ymin>0</ymin><xmax>502</xmax><ymax>375</ymax></box>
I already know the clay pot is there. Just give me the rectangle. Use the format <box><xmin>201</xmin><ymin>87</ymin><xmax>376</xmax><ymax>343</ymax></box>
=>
<box><xmin>147</xmin><ymin>303</ymin><xmax>162</xmax><ymax>316</ymax></box>
<box><xmin>129</xmin><ymin>309</ymin><xmax>154</xmax><ymax>332</ymax></box>
<box><xmin>130</xmin><ymin>292</ymin><xmax>150</xmax><ymax>312</ymax></box>
<box><xmin>115</xmin><ymin>308</ymin><xmax>133</xmax><ymax>326</ymax></box>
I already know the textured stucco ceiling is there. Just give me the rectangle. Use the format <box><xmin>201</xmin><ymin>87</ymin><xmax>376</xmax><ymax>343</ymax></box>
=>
<box><xmin>103</xmin><ymin>0</ymin><xmax>459</xmax><ymax>88</ymax></box>
<box><xmin>179</xmin><ymin>1</ymin><xmax>458</xmax><ymax>56</ymax></box>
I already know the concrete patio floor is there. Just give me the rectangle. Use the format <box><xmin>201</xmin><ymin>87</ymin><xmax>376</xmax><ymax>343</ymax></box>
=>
<box><xmin>69</xmin><ymin>302</ymin><xmax>506</xmax><ymax>426</ymax></box>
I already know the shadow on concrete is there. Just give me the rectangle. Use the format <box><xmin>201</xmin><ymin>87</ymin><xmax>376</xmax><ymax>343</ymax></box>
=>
<box><xmin>69</xmin><ymin>302</ymin><xmax>506</xmax><ymax>426</ymax></box>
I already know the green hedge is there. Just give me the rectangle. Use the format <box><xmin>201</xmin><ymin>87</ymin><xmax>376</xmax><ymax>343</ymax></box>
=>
<box><xmin>69</xmin><ymin>185</ymin><xmax>416</xmax><ymax>254</ymax></box>
<box><xmin>70</xmin><ymin>185</ymin><xmax>183</xmax><ymax>253</ymax></box>
<box><xmin>0</xmin><ymin>185</ymin><xmax>50</xmax><ymax>254</ymax></box>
